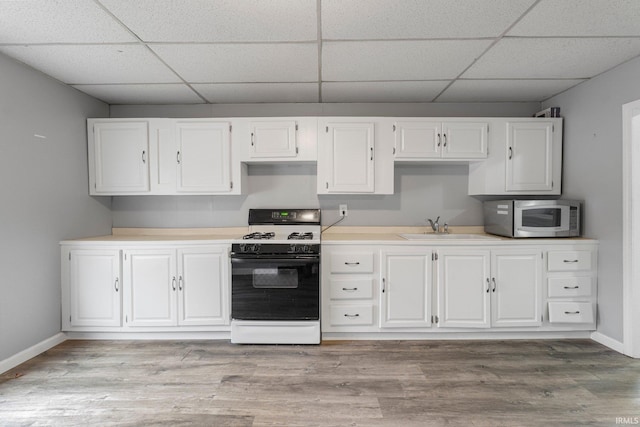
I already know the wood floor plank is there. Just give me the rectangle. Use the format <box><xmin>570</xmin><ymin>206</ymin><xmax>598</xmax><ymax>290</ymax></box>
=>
<box><xmin>1</xmin><ymin>339</ymin><xmax>639</xmax><ymax>426</ymax></box>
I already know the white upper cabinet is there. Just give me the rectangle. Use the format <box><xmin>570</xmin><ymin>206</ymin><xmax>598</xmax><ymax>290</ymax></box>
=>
<box><xmin>175</xmin><ymin>121</ymin><xmax>232</xmax><ymax>193</ymax></box>
<box><xmin>250</xmin><ymin>120</ymin><xmax>298</xmax><ymax>158</ymax></box>
<box><xmin>505</xmin><ymin>121</ymin><xmax>553</xmax><ymax>192</ymax></box>
<box><xmin>317</xmin><ymin>118</ymin><xmax>394</xmax><ymax>194</ymax></box>
<box><xmin>89</xmin><ymin>121</ymin><xmax>149</xmax><ymax>194</ymax></box>
<box><xmin>233</xmin><ymin>117</ymin><xmax>317</xmax><ymax>162</ymax></box>
<box><xmin>88</xmin><ymin>118</ymin><xmax>244</xmax><ymax>195</ymax></box>
<box><xmin>394</xmin><ymin>120</ymin><xmax>488</xmax><ymax>160</ymax></box>
<box><xmin>468</xmin><ymin>118</ymin><xmax>562</xmax><ymax>195</ymax></box>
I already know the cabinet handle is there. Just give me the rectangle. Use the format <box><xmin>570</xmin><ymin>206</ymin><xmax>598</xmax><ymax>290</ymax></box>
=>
<box><xmin>486</xmin><ymin>278</ymin><xmax>490</xmax><ymax>293</ymax></box>
<box><xmin>563</xmin><ymin>259</ymin><xmax>579</xmax><ymax>263</ymax></box>
<box><xmin>176</xmin><ymin>151</ymin><xmax>181</xmax><ymax>164</ymax></box>
<box><xmin>508</xmin><ymin>147</ymin><xmax>513</xmax><ymax>160</ymax></box>
<box><xmin>114</xmin><ymin>277</ymin><xmax>119</xmax><ymax>292</ymax></box>
<box><xmin>344</xmin><ymin>262</ymin><xmax>360</xmax><ymax>266</ymax></box>
<box><xmin>437</xmin><ymin>133</ymin><xmax>441</xmax><ymax>147</ymax></box>
<box><xmin>491</xmin><ymin>278</ymin><xmax>496</xmax><ymax>293</ymax></box>
<box><xmin>172</xmin><ymin>276</ymin><xmax>176</xmax><ymax>291</ymax></box>
<box><xmin>344</xmin><ymin>313</ymin><xmax>360</xmax><ymax>318</ymax></box>
<box><xmin>382</xmin><ymin>277</ymin><xmax>386</xmax><ymax>293</ymax></box>
<box><xmin>251</xmin><ymin>132</ymin><xmax>254</xmax><ymax>146</ymax></box>
<box><xmin>179</xmin><ymin>276</ymin><xmax>183</xmax><ymax>291</ymax></box>
<box><xmin>443</xmin><ymin>133</ymin><xmax>447</xmax><ymax>147</ymax></box>
<box><xmin>563</xmin><ymin>285</ymin><xmax>580</xmax><ymax>289</ymax></box>
<box><xmin>564</xmin><ymin>311</ymin><xmax>581</xmax><ymax>315</ymax></box>
<box><xmin>342</xmin><ymin>287</ymin><xmax>358</xmax><ymax>292</ymax></box>
<box><xmin>370</xmin><ymin>147</ymin><xmax>374</xmax><ymax>161</ymax></box>
<box><xmin>142</xmin><ymin>150</ymin><xmax>146</xmax><ymax>163</ymax></box>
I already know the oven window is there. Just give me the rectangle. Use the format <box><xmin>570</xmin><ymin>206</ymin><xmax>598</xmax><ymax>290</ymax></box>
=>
<box><xmin>253</xmin><ymin>268</ymin><xmax>298</xmax><ymax>289</ymax></box>
<box><xmin>522</xmin><ymin>208</ymin><xmax>562</xmax><ymax>227</ymax></box>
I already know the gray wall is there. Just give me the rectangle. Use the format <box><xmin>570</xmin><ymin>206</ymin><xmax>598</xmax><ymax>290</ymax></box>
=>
<box><xmin>110</xmin><ymin>102</ymin><xmax>540</xmax><ymax>228</ymax></box>
<box><xmin>0</xmin><ymin>53</ymin><xmax>111</xmax><ymax>361</ymax></box>
<box><xmin>544</xmin><ymin>55</ymin><xmax>640</xmax><ymax>343</ymax></box>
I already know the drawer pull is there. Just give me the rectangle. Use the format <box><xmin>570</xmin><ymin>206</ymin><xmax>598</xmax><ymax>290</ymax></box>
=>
<box><xmin>344</xmin><ymin>313</ymin><xmax>360</xmax><ymax>318</ymax></box>
<box><xmin>563</xmin><ymin>259</ymin><xmax>579</xmax><ymax>263</ymax></box>
<box><xmin>564</xmin><ymin>311</ymin><xmax>581</xmax><ymax>315</ymax></box>
<box><xmin>563</xmin><ymin>285</ymin><xmax>580</xmax><ymax>289</ymax></box>
<box><xmin>344</xmin><ymin>262</ymin><xmax>360</xmax><ymax>266</ymax></box>
<box><xmin>342</xmin><ymin>287</ymin><xmax>358</xmax><ymax>292</ymax></box>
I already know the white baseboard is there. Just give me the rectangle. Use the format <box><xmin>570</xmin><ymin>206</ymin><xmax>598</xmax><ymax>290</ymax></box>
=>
<box><xmin>0</xmin><ymin>333</ymin><xmax>67</xmax><ymax>374</ymax></box>
<box><xmin>591</xmin><ymin>331</ymin><xmax>625</xmax><ymax>354</ymax></box>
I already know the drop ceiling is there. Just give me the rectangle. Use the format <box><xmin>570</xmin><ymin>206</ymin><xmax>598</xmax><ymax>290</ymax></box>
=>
<box><xmin>1</xmin><ymin>0</ymin><xmax>639</xmax><ymax>105</ymax></box>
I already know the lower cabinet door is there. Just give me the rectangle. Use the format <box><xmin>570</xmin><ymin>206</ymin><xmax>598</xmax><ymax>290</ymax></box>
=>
<box><xmin>177</xmin><ymin>247</ymin><xmax>229</xmax><ymax>326</ymax></box>
<box><xmin>437</xmin><ymin>249</ymin><xmax>491</xmax><ymax>328</ymax></box>
<box><xmin>380</xmin><ymin>249</ymin><xmax>432</xmax><ymax>328</ymax></box>
<box><xmin>68</xmin><ymin>249</ymin><xmax>122</xmax><ymax>328</ymax></box>
<box><xmin>491</xmin><ymin>250</ymin><xmax>542</xmax><ymax>327</ymax></box>
<box><xmin>124</xmin><ymin>249</ymin><xmax>177</xmax><ymax>327</ymax></box>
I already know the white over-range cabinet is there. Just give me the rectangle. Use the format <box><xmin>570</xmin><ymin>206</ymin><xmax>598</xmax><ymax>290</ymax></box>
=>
<box><xmin>61</xmin><ymin>242</ymin><xmax>230</xmax><ymax>332</ymax></box>
<box><xmin>321</xmin><ymin>240</ymin><xmax>597</xmax><ymax>337</ymax></box>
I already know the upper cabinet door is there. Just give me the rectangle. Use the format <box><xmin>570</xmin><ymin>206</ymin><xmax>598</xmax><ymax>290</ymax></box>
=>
<box><xmin>394</xmin><ymin>121</ymin><xmax>441</xmax><ymax>159</ymax></box>
<box><xmin>175</xmin><ymin>121</ymin><xmax>231</xmax><ymax>193</ymax></box>
<box><xmin>250</xmin><ymin>120</ymin><xmax>297</xmax><ymax>158</ymax></box>
<box><xmin>506</xmin><ymin>122</ymin><xmax>553</xmax><ymax>192</ymax></box>
<box><xmin>441</xmin><ymin>122</ymin><xmax>488</xmax><ymax>159</ymax></box>
<box><xmin>90</xmin><ymin>121</ymin><xmax>149</xmax><ymax>194</ymax></box>
<box><xmin>324</xmin><ymin>122</ymin><xmax>375</xmax><ymax>193</ymax></box>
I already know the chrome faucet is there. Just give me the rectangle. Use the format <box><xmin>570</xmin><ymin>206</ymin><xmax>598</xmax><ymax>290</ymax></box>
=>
<box><xmin>427</xmin><ymin>216</ymin><xmax>449</xmax><ymax>234</ymax></box>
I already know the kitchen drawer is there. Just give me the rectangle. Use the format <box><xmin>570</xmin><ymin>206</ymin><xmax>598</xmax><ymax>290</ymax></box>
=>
<box><xmin>548</xmin><ymin>276</ymin><xmax>592</xmax><ymax>298</ymax></box>
<box><xmin>330</xmin><ymin>278</ymin><xmax>373</xmax><ymax>300</ymax></box>
<box><xmin>330</xmin><ymin>252</ymin><xmax>374</xmax><ymax>273</ymax></box>
<box><xmin>547</xmin><ymin>251</ymin><xmax>592</xmax><ymax>272</ymax></box>
<box><xmin>548</xmin><ymin>302</ymin><xmax>594</xmax><ymax>324</ymax></box>
<box><xmin>329</xmin><ymin>304</ymin><xmax>374</xmax><ymax>326</ymax></box>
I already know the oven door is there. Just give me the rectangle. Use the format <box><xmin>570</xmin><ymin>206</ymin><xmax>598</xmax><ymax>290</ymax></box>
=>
<box><xmin>231</xmin><ymin>255</ymin><xmax>320</xmax><ymax>321</ymax></box>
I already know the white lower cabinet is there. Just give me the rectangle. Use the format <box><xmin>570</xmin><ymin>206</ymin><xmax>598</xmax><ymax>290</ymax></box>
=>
<box><xmin>380</xmin><ymin>248</ymin><xmax>432</xmax><ymax>328</ymax></box>
<box><xmin>436</xmin><ymin>249</ymin><xmax>542</xmax><ymax>329</ymax></box>
<box><xmin>545</xmin><ymin>246</ymin><xmax>597</xmax><ymax>329</ymax></box>
<box><xmin>123</xmin><ymin>246</ymin><xmax>230</xmax><ymax>328</ymax></box>
<box><xmin>321</xmin><ymin>240</ymin><xmax>595</xmax><ymax>338</ymax></box>
<box><xmin>62</xmin><ymin>248</ymin><xmax>122</xmax><ymax>329</ymax></box>
<box><xmin>61</xmin><ymin>243</ymin><xmax>230</xmax><ymax>333</ymax></box>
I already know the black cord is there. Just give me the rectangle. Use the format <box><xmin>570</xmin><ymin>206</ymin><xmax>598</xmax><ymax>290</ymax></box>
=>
<box><xmin>321</xmin><ymin>215</ymin><xmax>345</xmax><ymax>233</ymax></box>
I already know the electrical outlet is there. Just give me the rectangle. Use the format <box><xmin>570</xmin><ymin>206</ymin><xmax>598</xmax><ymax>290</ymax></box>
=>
<box><xmin>339</xmin><ymin>204</ymin><xmax>348</xmax><ymax>217</ymax></box>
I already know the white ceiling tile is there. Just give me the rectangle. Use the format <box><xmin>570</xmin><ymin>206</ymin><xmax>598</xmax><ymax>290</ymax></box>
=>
<box><xmin>72</xmin><ymin>84</ymin><xmax>205</xmax><ymax>104</ymax></box>
<box><xmin>100</xmin><ymin>0</ymin><xmax>318</xmax><ymax>42</ymax></box>
<box><xmin>0</xmin><ymin>45</ymin><xmax>181</xmax><ymax>84</ymax></box>
<box><xmin>192</xmin><ymin>83</ymin><xmax>319</xmax><ymax>103</ymax></box>
<box><xmin>323</xmin><ymin>40</ymin><xmax>492</xmax><ymax>81</ymax></box>
<box><xmin>509</xmin><ymin>0</ymin><xmax>640</xmax><ymax>36</ymax></box>
<box><xmin>322</xmin><ymin>0</ymin><xmax>536</xmax><ymax>39</ymax></box>
<box><xmin>0</xmin><ymin>0</ymin><xmax>135</xmax><ymax>43</ymax></box>
<box><xmin>463</xmin><ymin>38</ymin><xmax>640</xmax><ymax>79</ymax></box>
<box><xmin>322</xmin><ymin>81</ymin><xmax>449</xmax><ymax>103</ymax></box>
<box><xmin>151</xmin><ymin>43</ymin><xmax>318</xmax><ymax>83</ymax></box>
<box><xmin>437</xmin><ymin>79</ymin><xmax>586</xmax><ymax>102</ymax></box>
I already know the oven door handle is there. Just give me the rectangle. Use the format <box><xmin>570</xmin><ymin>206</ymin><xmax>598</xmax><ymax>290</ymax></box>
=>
<box><xmin>231</xmin><ymin>255</ymin><xmax>319</xmax><ymax>263</ymax></box>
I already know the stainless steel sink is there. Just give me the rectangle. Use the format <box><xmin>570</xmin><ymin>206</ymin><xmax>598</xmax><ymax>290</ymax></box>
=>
<box><xmin>399</xmin><ymin>233</ymin><xmax>499</xmax><ymax>240</ymax></box>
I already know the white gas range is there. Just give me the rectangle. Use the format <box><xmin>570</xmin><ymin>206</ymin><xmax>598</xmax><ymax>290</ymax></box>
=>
<box><xmin>230</xmin><ymin>209</ymin><xmax>321</xmax><ymax>344</ymax></box>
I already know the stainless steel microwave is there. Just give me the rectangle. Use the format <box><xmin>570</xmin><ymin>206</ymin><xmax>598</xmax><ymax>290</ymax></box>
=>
<box><xmin>483</xmin><ymin>200</ymin><xmax>581</xmax><ymax>238</ymax></box>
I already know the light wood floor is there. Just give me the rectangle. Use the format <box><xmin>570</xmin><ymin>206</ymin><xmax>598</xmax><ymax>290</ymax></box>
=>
<box><xmin>1</xmin><ymin>339</ymin><xmax>639</xmax><ymax>426</ymax></box>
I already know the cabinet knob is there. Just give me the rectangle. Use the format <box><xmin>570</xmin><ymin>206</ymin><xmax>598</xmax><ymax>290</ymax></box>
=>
<box><xmin>114</xmin><ymin>277</ymin><xmax>119</xmax><ymax>292</ymax></box>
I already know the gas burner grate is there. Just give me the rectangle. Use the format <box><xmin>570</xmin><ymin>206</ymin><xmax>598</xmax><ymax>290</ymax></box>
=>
<box><xmin>242</xmin><ymin>232</ymin><xmax>275</xmax><ymax>240</ymax></box>
<box><xmin>288</xmin><ymin>232</ymin><xmax>314</xmax><ymax>240</ymax></box>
